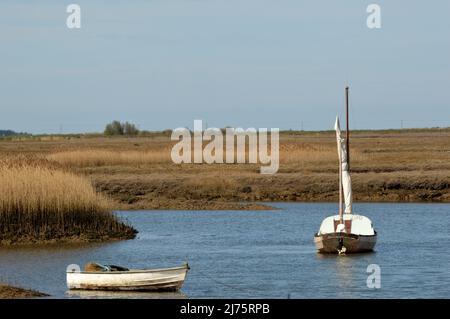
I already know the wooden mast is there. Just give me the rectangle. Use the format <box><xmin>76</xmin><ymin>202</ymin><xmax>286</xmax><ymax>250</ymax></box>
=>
<box><xmin>346</xmin><ymin>86</ymin><xmax>351</xmax><ymax>215</ymax></box>
<box><xmin>338</xmin><ymin>86</ymin><xmax>350</xmax><ymax>223</ymax></box>
<box><xmin>346</xmin><ymin>86</ymin><xmax>350</xmax><ymax>169</ymax></box>
<box><xmin>338</xmin><ymin>147</ymin><xmax>343</xmax><ymax>222</ymax></box>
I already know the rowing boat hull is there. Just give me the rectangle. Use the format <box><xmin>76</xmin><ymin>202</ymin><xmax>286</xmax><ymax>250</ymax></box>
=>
<box><xmin>67</xmin><ymin>265</ymin><xmax>189</xmax><ymax>291</ymax></box>
<box><xmin>314</xmin><ymin>232</ymin><xmax>377</xmax><ymax>254</ymax></box>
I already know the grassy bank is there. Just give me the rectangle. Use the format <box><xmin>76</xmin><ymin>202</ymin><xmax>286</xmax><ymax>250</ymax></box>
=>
<box><xmin>1</xmin><ymin>128</ymin><xmax>450</xmax><ymax>210</ymax></box>
<box><xmin>0</xmin><ymin>161</ymin><xmax>136</xmax><ymax>244</ymax></box>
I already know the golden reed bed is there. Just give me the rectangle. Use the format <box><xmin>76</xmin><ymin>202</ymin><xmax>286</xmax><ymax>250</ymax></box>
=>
<box><xmin>0</xmin><ymin>161</ymin><xmax>136</xmax><ymax>244</ymax></box>
<box><xmin>47</xmin><ymin>149</ymin><xmax>171</xmax><ymax>167</ymax></box>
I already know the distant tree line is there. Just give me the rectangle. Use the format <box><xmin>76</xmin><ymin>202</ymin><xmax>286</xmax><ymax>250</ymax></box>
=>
<box><xmin>0</xmin><ymin>130</ymin><xmax>29</xmax><ymax>137</ymax></box>
<box><xmin>104</xmin><ymin>121</ymin><xmax>140</xmax><ymax>136</ymax></box>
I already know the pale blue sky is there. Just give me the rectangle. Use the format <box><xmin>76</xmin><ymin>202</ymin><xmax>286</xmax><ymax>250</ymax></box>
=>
<box><xmin>1</xmin><ymin>0</ymin><xmax>449</xmax><ymax>133</ymax></box>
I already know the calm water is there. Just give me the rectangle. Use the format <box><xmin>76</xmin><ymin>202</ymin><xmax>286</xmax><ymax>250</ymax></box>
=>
<box><xmin>1</xmin><ymin>202</ymin><xmax>450</xmax><ymax>298</ymax></box>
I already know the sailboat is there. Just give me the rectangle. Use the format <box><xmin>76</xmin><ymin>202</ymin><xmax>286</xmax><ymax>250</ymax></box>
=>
<box><xmin>314</xmin><ymin>87</ymin><xmax>377</xmax><ymax>254</ymax></box>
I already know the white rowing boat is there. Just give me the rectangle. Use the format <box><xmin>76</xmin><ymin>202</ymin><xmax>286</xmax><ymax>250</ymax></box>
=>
<box><xmin>67</xmin><ymin>263</ymin><xmax>189</xmax><ymax>291</ymax></box>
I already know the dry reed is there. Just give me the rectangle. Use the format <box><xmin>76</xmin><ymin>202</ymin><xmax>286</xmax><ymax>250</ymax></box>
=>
<box><xmin>47</xmin><ymin>144</ymin><xmax>345</xmax><ymax>168</ymax></box>
<box><xmin>0</xmin><ymin>163</ymin><xmax>136</xmax><ymax>244</ymax></box>
<box><xmin>47</xmin><ymin>150</ymin><xmax>170</xmax><ymax>167</ymax></box>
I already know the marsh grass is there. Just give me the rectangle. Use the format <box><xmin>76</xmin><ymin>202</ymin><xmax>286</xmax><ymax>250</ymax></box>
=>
<box><xmin>46</xmin><ymin>142</ymin><xmax>368</xmax><ymax>168</ymax></box>
<box><xmin>47</xmin><ymin>149</ymin><xmax>171</xmax><ymax>167</ymax></box>
<box><xmin>0</xmin><ymin>163</ymin><xmax>136</xmax><ymax>244</ymax></box>
<box><xmin>2</xmin><ymin>129</ymin><xmax>450</xmax><ymax>211</ymax></box>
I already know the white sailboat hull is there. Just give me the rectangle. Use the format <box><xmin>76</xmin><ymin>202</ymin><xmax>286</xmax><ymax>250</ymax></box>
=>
<box><xmin>314</xmin><ymin>214</ymin><xmax>377</xmax><ymax>254</ymax></box>
<box><xmin>314</xmin><ymin>232</ymin><xmax>377</xmax><ymax>254</ymax></box>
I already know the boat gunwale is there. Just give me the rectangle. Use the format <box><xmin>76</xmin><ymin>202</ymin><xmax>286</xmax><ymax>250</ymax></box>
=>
<box><xmin>314</xmin><ymin>232</ymin><xmax>377</xmax><ymax>239</ymax></box>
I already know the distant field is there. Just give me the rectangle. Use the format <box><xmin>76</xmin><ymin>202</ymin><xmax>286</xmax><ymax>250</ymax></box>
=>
<box><xmin>1</xmin><ymin>128</ymin><xmax>450</xmax><ymax>210</ymax></box>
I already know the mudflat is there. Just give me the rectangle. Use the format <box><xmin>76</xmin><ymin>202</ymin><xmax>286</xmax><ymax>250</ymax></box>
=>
<box><xmin>0</xmin><ymin>284</ymin><xmax>48</xmax><ymax>298</ymax></box>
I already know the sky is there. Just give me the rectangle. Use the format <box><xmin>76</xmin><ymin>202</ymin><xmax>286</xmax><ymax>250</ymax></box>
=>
<box><xmin>1</xmin><ymin>0</ymin><xmax>449</xmax><ymax>134</ymax></box>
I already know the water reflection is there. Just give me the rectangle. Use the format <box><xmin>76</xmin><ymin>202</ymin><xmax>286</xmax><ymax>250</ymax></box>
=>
<box><xmin>334</xmin><ymin>255</ymin><xmax>356</xmax><ymax>296</ymax></box>
<box><xmin>65</xmin><ymin>290</ymin><xmax>187</xmax><ymax>299</ymax></box>
<box><xmin>315</xmin><ymin>252</ymin><xmax>376</xmax><ymax>298</ymax></box>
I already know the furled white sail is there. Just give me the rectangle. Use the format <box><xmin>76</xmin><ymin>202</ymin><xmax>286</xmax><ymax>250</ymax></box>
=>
<box><xmin>335</xmin><ymin>117</ymin><xmax>352</xmax><ymax>214</ymax></box>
